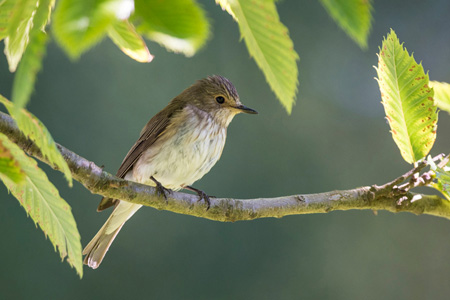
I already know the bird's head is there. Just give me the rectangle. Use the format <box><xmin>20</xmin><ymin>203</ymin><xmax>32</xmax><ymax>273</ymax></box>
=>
<box><xmin>180</xmin><ymin>75</ymin><xmax>257</xmax><ymax>126</ymax></box>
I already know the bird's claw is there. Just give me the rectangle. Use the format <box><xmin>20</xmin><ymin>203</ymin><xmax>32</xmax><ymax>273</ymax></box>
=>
<box><xmin>150</xmin><ymin>176</ymin><xmax>172</xmax><ymax>202</ymax></box>
<box><xmin>196</xmin><ymin>190</ymin><xmax>211</xmax><ymax>210</ymax></box>
<box><xmin>156</xmin><ymin>184</ymin><xmax>171</xmax><ymax>201</ymax></box>
<box><xmin>184</xmin><ymin>186</ymin><xmax>212</xmax><ymax>210</ymax></box>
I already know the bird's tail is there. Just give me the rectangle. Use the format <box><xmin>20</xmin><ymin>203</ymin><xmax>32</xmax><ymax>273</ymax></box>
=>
<box><xmin>83</xmin><ymin>201</ymin><xmax>142</xmax><ymax>269</ymax></box>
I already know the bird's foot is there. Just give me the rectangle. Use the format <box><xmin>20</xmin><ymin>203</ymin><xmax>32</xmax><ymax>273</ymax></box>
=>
<box><xmin>150</xmin><ymin>176</ymin><xmax>172</xmax><ymax>201</ymax></box>
<box><xmin>185</xmin><ymin>186</ymin><xmax>212</xmax><ymax>210</ymax></box>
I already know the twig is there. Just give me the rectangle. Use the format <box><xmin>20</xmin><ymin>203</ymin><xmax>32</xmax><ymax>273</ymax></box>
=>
<box><xmin>0</xmin><ymin>111</ymin><xmax>449</xmax><ymax>222</ymax></box>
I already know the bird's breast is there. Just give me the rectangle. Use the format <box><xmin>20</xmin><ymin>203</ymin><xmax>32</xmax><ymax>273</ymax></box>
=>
<box><xmin>132</xmin><ymin>111</ymin><xmax>227</xmax><ymax>189</ymax></box>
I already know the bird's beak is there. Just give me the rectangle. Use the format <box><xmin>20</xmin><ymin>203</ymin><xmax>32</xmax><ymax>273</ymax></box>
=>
<box><xmin>235</xmin><ymin>104</ymin><xmax>258</xmax><ymax>114</ymax></box>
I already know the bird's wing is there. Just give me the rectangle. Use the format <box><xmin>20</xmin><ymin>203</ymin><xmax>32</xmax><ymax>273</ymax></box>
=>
<box><xmin>97</xmin><ymin>102</ymin><xmax>182</xmax><ymax>211</ymax></box>
<box><xmin>116</xmin><ymin>114</ymin><xmax>171</xmax><ymax>179</ymax></box>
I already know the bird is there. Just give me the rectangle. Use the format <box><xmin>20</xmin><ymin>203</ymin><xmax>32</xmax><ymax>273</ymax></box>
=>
<box><xmin>83</xmin><ymin>75</ymin><xmax>257</xmax><ymax>269</ymax></box>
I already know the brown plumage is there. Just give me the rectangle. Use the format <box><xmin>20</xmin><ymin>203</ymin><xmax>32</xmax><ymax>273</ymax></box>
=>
<box><xmin>83</xmin><ymin>75</ymin><xmax>257</xmax><ymax>269</ymax></box>
<box><xmin>97</xmin><ymin>101</ymin><xmax>183</xmax><ymax>211</ymax></box>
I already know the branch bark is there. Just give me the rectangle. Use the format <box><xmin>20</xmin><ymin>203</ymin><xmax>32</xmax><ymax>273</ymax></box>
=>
<box><xmin>1</xmin><ymin>111</ymin><xmax>449</xmax><ymax>222</ymax></box>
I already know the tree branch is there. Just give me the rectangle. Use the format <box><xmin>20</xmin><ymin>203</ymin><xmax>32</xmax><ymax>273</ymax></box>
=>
<box><xmin>1</xmin><ymin>111</ymin><xmax>449</xmax><ymax>222</ymax></box>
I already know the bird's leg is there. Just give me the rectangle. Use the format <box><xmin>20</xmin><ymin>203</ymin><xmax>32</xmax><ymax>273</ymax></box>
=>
<box><xmin>185</xmin><ymin>186</ymin><xmax>211</xmax><ymax>210</ymax></box>
<box><xmin>150</xmin><ymin>176</ymin><xmax>172</xmax><ymax>201</ymax></box>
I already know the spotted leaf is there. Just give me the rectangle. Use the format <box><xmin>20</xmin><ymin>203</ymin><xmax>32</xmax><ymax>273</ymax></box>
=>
<box><xmin>375</xmin><ymin>29</ymin><xmax>437</xmax><ymax>164</ymax></box>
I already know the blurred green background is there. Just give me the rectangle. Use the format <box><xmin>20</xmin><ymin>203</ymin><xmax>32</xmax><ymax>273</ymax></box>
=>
<box><xmin>1</xmin><ymin>0</ymin><xmax>450</xmax><ymax>299</ymax></box>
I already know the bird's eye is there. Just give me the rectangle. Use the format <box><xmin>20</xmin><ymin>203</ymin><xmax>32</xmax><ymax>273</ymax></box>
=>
<box><xmin>216</xmin><ymin>96</ymin><xmax>225</xmax><ymax>104</ymax></box>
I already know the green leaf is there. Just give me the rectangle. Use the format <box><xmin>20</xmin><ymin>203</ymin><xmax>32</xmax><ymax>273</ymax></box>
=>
<box><xmin>134</xmin><ymin>0</ymin><xmax>209</xmax><ymax>56</ymax></box>
<box><xmin>0</xmin><ymin>95</ymin><xmax>73</xmax><ymax>186</ymax></box>
<box><xmin>0</xmin><ymin>0</ymin><xmax>15</xmax><ymax>41</ymax></box>
<box><xmin>430</xmin><ymin>81</ymin><xmax>450</xmax><ymax>114</ymax></box>
<box><xmin>11</xmin><ymin>31</ymin><xmax>48</xmax><ymax>109</ymax></box>
<box><xmin>428</xmin><ymin>158</ymin><xmax>450</xmax><ymax>201</ymax></box>
<box><xmin>53</xmin><ymin>0</ymin><xmax>133</xmax><ymax>59</ymax></box>
<box><xmin>375</xmin><ymin>29</ymin><xmax>437</xmax><ymax>164</ymax></box>
<box><xmin>0</xmin><ymin>133</ymin><xmax>82</xmax><ymax>277</ymax></box>
<box><xmin>319</xmin><ymin>0</ymin><xmax>373</xmax><ymax>49</ymax></box>
<box><xmin>11</xmin><ymin>0</ymin><xmax>52</xmax><ymax>110</ymax></box>
<box><xmin>108</xmin><ymin>20</ymin><xmax>153</xmax><ymax>63</ymax></box>
<box><xmin>0</xmin><ymin>134</ymin><xmax>25</xmax><ymax>183</ymax></box>
<box><xmin>4</xmin><ymin>0</ymin><xmax>40</xmax><ymax>72</ymax></box>
<box><xmin>32</xmin><ymin>0</ymin><xmax>54</xmax><ymax>32</ymax></box>
<box><xmin>216</xmin><ymin>0</ymin><xmax>299</xmax><ymax>113</ymax></box>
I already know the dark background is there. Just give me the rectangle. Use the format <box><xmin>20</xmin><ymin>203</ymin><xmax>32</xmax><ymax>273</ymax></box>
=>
<box><xmin>1</xmin><ymin>0</ymin><xmax>450</xmax><ymax>299</ymax></box>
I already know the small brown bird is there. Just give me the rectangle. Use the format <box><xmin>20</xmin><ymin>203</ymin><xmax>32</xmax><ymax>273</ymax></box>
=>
<box><xmin>83</xmin><ymin>75</ymin><xmax>257</xmax><ymax>268</ymax></box>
